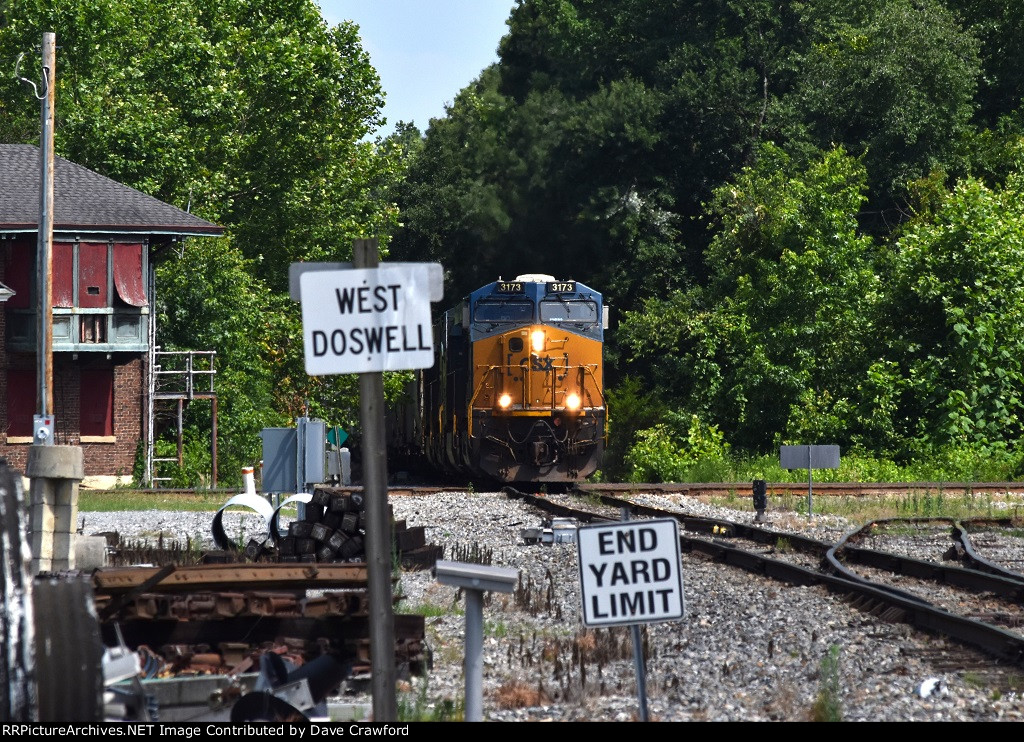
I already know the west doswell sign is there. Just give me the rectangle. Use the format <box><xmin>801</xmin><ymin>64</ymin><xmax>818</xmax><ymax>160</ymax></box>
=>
<box><xmin>577</xmin><ymin>518</ymin><xmax>685</xmax><ymax>628</ymax></box>
<box><xmin>299</xmin><ymin>264</ymin><xmax>436</xmax><ymax>375</ymax></box>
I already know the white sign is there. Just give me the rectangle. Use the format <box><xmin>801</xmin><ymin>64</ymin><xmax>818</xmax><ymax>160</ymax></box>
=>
<box><xmin>300</xmin><ymin>264</ymin><xmax>435</xmax><ymax>375</ymax></box>
<box><xmin>577</xmin><ymin>519</ymin><xmax>685</xmax><ymax>628</ymax></box>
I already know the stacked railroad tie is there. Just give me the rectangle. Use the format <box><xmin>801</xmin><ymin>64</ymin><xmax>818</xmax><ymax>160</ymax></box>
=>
<box><xmin>245</xmin><ymin>487</ymin><xmax>444</xmax><ymax>570</ymax></box>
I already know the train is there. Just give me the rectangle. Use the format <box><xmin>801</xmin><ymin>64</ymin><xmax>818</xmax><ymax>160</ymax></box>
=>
<box><xmin>388</xmin><ymin>274</ymin><xmax>608</xmax><ymax>485</ymax></box>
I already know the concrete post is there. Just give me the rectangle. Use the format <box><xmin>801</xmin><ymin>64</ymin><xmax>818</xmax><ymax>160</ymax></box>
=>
<box><xmin>27</xmin><ymin>445</ymin><xmax>84</xmax><ymax>574</ymax></box>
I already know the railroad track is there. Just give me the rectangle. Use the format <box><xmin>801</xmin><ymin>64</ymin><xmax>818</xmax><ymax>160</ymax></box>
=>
<box><xmin>502</xmin><ymin>485</ymin><xmax>1024</xmax><ymax>687</ymax></box>
<box><xmin>91</xmin><ymin>480</ymin><xmax>1024</xmax><ymax>499</ymax></box>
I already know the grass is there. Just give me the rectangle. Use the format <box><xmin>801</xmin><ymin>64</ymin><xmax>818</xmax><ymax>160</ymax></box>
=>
<box><xmin>706</xmin><ymin>490</ymin><xmax>1024</xmax><ymax>522</ymax></box>
<box><xmin>810</xmin><ymin>644</ymin><xmax>843</xmax><ymax>722</ymax></box>
<box><xmin>78</xmin><ymin>488</ymin><xmax>230</xmax><ymax>512</ymax></box>
<box><xmin>402</xmin><ymin>600</ymin><xmax>458</xmax><ymax>619</ymax></box>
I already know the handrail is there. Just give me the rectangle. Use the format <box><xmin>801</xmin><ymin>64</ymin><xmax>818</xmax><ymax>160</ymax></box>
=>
<box><xmin>153</xmin><ymin>349</ymin><xmax>217</xmax><ymax>397</ymax></box>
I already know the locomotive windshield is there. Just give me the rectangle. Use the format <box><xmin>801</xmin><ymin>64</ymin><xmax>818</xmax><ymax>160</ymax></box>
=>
<box><xmin>539</xmin><ymin>299</ymin><xmax>599</xmax><ymax>324</ymax></box>
<box><xmin>473</xmin><ymin>300</ymin><xmax>534</xmax><ymax>323</ymax></box>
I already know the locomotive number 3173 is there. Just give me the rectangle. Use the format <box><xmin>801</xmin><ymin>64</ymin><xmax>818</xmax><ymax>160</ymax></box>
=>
<box><xmin>547</xmin><ymin>281</ymin><xmax>576</xmax><ymax>293</ymax></box>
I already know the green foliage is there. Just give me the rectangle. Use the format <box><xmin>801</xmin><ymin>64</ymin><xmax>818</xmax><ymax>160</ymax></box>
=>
<box><xmin>152</xmin><ymin>436</ymin><xmax>218</xmax><ymax>490</ymax></box>
<box><xmin>9</xmin><ymin>0</ymin><xmax>1024</xmax><ymax>475</ymax></box>
<box><xmin>620</xmin><ymin>145</ymin><xmax>884</xmax><ymax>453</ymax></box>
<box><xmin>810</xmin><ymin>644</ymin><xmax>843</xmax><ymax>722</ymax></box>
<box><xmin>0</xmin><ymin>0</ymin><xmax>406</xmax><ymax>479</ymax></box>
<box><xmin>0</xmin><ymin>0</ymin><xmax>402</xmax><ymax>284</ymax></box>
<box><xmin>795</xmin><ymin>0</ymin><xmax>981</xmax><ymax>200</ymax></box>
<box><xmin>601</xmin><ymin>377</ymin><xmax>666</xmax><ymax>481</ymax></box>
<box><xmin>624</xmin><ymin>414</ymin><xmax>730</xmax><ymax>483</ymax></box>
<box><xmin>881</xmin><ymin>173</ymin><xmax>1024</xmax><ymax>450</ymax></box>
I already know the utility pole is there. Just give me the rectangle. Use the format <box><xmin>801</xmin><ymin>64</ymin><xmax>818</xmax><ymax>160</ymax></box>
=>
<box><xmin>23</xmin><ymin>32</ymin><xmax>83</xmax><ymax>582</ymax></box>
<box><xmin>35</xmin><ymin>31</ymin><xmax>55</xmax><ymax>445</ymax></box>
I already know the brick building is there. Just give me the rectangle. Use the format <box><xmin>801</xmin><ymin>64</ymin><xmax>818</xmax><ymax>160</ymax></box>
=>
<box><xmin>0</xmin><ymin>144</ymin><xmax>223</xmax><ymax>480</ymax></box>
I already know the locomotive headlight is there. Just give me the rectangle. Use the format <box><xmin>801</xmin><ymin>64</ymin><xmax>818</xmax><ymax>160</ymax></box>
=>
<box><xmin>531</xmin><ymin>330</ymin><xmax>545</xmax><ymax>352</ymax></box>
<box><xmin>565</xmin><ymin>392</ymin><xmax>581</xmax><ymax>411</ymax></box>
<box><xmin>498</xmin><ymin>393</ymin><xmax>512</xmax><ymax>409</ymax></box>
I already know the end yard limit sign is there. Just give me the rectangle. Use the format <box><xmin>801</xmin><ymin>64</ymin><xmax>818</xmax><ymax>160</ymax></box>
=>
<box><xmin>577</xmin><ymin>518</ymin><xmax>685</xmax><ymax>628</ymax></box>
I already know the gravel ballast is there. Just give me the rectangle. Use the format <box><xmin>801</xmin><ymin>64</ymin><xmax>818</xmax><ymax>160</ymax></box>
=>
<box><xmin>81</xmin><ymin>491</ymin><xmax>1024</xmax><ymax>722</ymax></box>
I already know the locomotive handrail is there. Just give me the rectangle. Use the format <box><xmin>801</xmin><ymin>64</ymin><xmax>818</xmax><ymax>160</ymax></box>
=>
<box><xmin>468</xmin><ymin>365</ymin><xmax>501</xmax><ymax>438</ymax></box>
<box><xmin>581</xmin><ymin>364</ymin><xmax>606</xmax><ymax>408</ymax></box>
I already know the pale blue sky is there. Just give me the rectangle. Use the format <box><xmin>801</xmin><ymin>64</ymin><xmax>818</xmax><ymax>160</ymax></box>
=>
<box><xmin>317</xmin><ymin>1</ymin><xmax>517</xmax><ymax>137</ymax></box>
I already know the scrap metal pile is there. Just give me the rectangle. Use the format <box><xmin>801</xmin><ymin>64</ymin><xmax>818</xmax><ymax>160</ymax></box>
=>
<box><xmin>211</xmin><ymin>486</ymin><xmax>443</xmax><ymax>569</ymax></box>
<box><xmin>85</xmin><ymin>487</ymin><xmax>443</xmax><ymax>721</ymax></box>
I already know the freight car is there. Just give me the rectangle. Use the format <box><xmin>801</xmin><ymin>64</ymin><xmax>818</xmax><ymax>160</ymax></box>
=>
<box><xmin>389</xmin><ymin>274</ymin><xmax>607</xmax><ymax>484</ymax></box>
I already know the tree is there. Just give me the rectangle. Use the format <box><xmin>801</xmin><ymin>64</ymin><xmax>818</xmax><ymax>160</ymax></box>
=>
<box><xmin>618</xmin><ymin>145</ymin><xmax>883</xmax><ymax>452</ymax></box>
<box><xmin>881</xmin><ymin>167</ymin><xmax>1024</xmax><ymax>449</ymax></box>
<box><xmin>0</xmin><ymin>0</ymin><xmax>402</xmax><ymax>289</ymax></box>
<box><xmin>792</xmin><ymin>0</ymin><xmax>981</xmax><ymax>219</ymax></box>
<box><xmin>0</xmin><ymin>0</ymin><xmax>404</xmax><ymax>483</ymax></box>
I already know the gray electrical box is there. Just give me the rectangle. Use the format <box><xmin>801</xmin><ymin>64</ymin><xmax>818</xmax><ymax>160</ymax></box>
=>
<box><xmin>33</xmin><ymin>414</ymin><xmax>54</xmax><ymax>446</ymax></box>
<box><xmin>299</xmin><ymin>417</ymin><xmax>326</xmax><ymax>486</ymax></box>
<box><xmin>260</xmin><ymin>417</ymin><xmax>328</xmax><ymax>494</ymax></box>
<box><xmin>260</xmin><ymin>428</ymin><xmax>296</xmax><ymax>494</ymax></box>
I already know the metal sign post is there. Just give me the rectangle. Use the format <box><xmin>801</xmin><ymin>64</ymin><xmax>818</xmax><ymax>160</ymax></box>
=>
<box><xmin>294</xmin><ymin>243</ymin><xmax>442</xmax><ymax>722</ymax></box>
<box><xmin>434</xmin><ymin>561</ymin><xmax>519</xmax><ymax>722</ymax></box>
<box><xmin>352</xmin><ymin>238</ymin><xmax>397</xmax><ymax>723</ymax></box>
<box><xmin>779</xmin><ymin>445</ymin><xmax>841</xmax><ymax>519</ymax></box>
<box><xmin>577</xmin><ymin>514</ymin><xmax>685</xmax><ymax>722</ymax></box>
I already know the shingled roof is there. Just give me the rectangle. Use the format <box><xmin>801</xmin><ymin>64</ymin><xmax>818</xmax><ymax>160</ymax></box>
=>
<box><xmin>0</xmin><ymin>144</ymin><xmax>224</xmax><ymax>237</ymax></box>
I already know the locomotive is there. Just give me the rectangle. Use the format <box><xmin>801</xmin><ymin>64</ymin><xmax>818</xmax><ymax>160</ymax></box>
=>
<box><xmin>389</xmin><ymin>274</ymin><xmax>607</xmax><ymax>484</ymax></box>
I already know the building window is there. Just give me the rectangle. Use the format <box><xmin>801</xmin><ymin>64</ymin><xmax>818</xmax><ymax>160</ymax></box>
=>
<box><xmin>80</xmin><ymin>368</ymin><xmax>114</xmax><ymax>437</ymax></box>
<box><xmin>6</xmin><ymin>370</ymin><xmax>34</xmax><ymax>438</ymax></box>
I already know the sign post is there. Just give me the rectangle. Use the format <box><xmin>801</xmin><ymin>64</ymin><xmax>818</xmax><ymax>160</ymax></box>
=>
<box><xmin>294</xmin><ymin>242</ymin><xmax>441</xmax><ymax>722</ymax></box>
<box><xmin>577</xmin><ymin>516</ymin><xmax>685</xmax><ymax>721</ymax></box>
<box><xmin>779</xmin><ymin>444</ymin><xmax>841</xmax><ymax>519</ymax></box>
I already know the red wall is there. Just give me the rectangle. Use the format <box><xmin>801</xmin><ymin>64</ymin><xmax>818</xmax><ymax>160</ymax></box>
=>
<box><xmin>1</xmin><ymin>245</ymin><xmax>145</xmax><ymax>479</ymax></box>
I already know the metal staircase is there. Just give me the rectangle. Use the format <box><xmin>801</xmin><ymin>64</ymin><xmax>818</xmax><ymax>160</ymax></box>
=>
<box><xmin>145</xmin><ymin>346</ymin><xmax>218</xmax><ymax>487</ymax></box>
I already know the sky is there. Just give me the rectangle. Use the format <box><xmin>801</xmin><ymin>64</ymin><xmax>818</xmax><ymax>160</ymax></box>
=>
<box><xmin>317</xmin><ymin>1</ymin><xmax>517</xmax><ymax>137</ymax></box>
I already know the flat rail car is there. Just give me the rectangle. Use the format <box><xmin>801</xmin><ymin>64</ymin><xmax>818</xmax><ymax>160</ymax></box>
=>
<box><xmin>390</xmin><ymin>274</ymin><xmax>608</xmax><ymax>484</ymax></box>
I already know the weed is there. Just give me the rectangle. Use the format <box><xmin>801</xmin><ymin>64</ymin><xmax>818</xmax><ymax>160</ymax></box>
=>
<box><xmin>494</xmin><ymin>680</ymin><xmax>551</xmax><ymax>709</ymax></box>
<box><xmin>407</xmin><ymin>601</ymin><xmax>458</xmax><ymax>618</ymax></box>
<box><xmin>397</xmin><ymin>678</ymin><xmax>463</xmax><ymax>721</ymax></box>
<box><xmin>485</xmin><ymin>619</ymin><xmax>510</xmax><ymax>638</ymax></box>
<box><xmin>962</xmin><ymin>671</ymin><xmax>984</xmax><ymax>688</ymax></box>
<box><xmin>810</xmin><ymin>644</ymin><xmax>843</xmax><ymax>722</ymax></box>
<box><xmin>449</xmin><ymin>541</ymin><xmax>493</xmax><ymax>566</ymax></box>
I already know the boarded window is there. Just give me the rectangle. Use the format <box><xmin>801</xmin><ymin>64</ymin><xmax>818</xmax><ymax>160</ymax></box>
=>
<box><xmin>53</xmin><ymin>242</ymin><xmax>74</xmax><ymax>307</ymax></box>
<box><xmin>80</xmin><ymin>368</ymin><xmax>114</xmax><ymax>437</ymax></box>
<box><xmin>4</xmin><ymin>241</ymin><xmax>33</xmax><ymax>309</ymax></box>
<box><xmin>6</xmin><ymin>370</ymin><xmax>34</xmax><ymax>437</ymax></box>
<box><xmin>113</xmin><ymin>243</ymin><xmax>146</xmax><ymax>306</ymax></box>
<box><xmin>78</xmin><ymin>242</ymin><xmax>108</xmax><ymax>308</ymax></box>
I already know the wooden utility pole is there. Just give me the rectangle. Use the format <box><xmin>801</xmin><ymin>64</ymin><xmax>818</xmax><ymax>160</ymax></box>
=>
<box><xmin>36</xmin><ymin>31</ymin><xmax>56</xmax><ymax>441</ymax></box>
